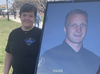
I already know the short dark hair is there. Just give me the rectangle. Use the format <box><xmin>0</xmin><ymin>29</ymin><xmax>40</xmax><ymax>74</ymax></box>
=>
<box><xmin>19</xmin><ymin>3</ymin><xmax>37</xmax><ymax>19</ymax></box>
<box><xmin>65</xmin><ymin>9</ymin><xmax>88</xmax><ymax>27</ymax></box>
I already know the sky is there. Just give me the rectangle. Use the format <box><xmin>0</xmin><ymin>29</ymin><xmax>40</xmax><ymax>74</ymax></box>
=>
<box><xmin>0</xmin><ymin>0</ymin><xmax>6</xmax><ymax>5</ymax></box>
<box><xmin>0</xmin><ymin>0</ymin><xmax>14</xmax><ymax>9</ymax></box>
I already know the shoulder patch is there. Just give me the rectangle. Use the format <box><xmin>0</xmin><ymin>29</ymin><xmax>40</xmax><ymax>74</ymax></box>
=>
<box><xmin>38</xmin><ymin>57</ymin><xmax>45</xmax><ymax>68</ymax></box>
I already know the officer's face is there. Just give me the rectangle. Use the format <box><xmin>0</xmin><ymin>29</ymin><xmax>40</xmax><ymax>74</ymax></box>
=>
<box><xmin>64</xmin><ymin>14</ymin><xmax>87</xmax><ymax>44</ymax></box>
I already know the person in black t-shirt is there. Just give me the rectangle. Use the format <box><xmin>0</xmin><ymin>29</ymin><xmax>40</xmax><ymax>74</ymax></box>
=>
<box><xmin>4</xmin><ymin>3</ymin><xmax>41</xmax><ymax>74</ymax></box>
<box><xmin>37</xmin><ymin>9</ymin><xmax>100</xmax><ymax>74</ymax></box>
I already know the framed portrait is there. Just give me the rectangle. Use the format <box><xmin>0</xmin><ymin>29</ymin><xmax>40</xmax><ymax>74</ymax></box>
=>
<box><xmin>35</xmin><ymin>1</ymin><xmax>100</xmax><ymax>74</ymax></box>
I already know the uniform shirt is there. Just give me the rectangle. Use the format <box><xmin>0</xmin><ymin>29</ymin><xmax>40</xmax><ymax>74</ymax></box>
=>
<box><xmin>5</xmin><ymin>27</ymin><xmax>41</xmax><ymax>74</ymax></box>
<box><xmin>37</xmin><ymin>41</ymin><xmax>100</xmax><ymax>74</ymax></box>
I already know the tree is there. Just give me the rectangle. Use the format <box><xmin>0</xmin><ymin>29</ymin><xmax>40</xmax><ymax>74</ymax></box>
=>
<box><xmin>37</xmin><ymin>0</ymin><xmax>47</xmax><ymax>10</ymax></box>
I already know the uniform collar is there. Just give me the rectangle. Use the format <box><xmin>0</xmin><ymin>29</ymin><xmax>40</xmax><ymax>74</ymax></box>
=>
<box><xmin>62</xmin><ymin>40</ymin><xmax>84</xmax><ymax>53</ymax></box>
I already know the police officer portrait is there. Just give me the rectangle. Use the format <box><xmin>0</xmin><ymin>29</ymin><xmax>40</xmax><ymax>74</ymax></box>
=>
<box><xmin>36</xmin><ymin>1</ymin><xmax>100</xmax><ymax>74</ymax></box>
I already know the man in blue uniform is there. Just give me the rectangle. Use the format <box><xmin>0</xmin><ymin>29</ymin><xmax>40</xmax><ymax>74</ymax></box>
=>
<box><xmin>37</xmin><ymin>9</ymin><xmax>100</xmax><ymax>74</ymax></box>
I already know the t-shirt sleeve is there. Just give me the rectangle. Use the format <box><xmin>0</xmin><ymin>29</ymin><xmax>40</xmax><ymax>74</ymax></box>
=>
<box><xmin>5</xmin><ymin>32</ymin><xmax>12</xmax><ymax>53</ymax></box>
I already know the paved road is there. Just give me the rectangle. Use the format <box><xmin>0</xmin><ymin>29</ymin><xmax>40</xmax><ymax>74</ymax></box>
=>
<box><xmin>9</xmin><ymin>15</ymin><xmax>43</xmax><ymax>29</ymax></box>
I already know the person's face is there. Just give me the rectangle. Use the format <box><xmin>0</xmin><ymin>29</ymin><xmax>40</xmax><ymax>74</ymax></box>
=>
<box><xmin>20</xmin><ymin>12</ymin><xmax>35</xmax><ymax>29</ymax></box>
<box><xmin>64</xmin><ymin>14</ymin><xmax>87</xmax><ymax>44</ymax></box>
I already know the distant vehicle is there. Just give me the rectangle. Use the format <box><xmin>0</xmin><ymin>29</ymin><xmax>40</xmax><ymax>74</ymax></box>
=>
<box><xmin>6</xmin><ymin>11</ymin><xmax>13</xmax><ymax>15</ymax></box>
<box><xmin>6</xmin><ymin>12</ymin><xmax>9</xmax><ymax>15</ymax></box>
<box><xmin>4</xmin><ymin>9</ymin><xmax>7</xmax><ymax>13</ymax></box>
<box><xmin>9</xmin><ymin>11</ymin><xmax>13</xmax><ymax>15</ymax></box>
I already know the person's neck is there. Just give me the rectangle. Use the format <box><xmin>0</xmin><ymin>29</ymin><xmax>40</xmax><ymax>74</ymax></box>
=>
<box><xmin>21</xmin><ymin>26</ymin><xmax>34</xmax><ymax>31</ymax></box>
<box><xmin>65</xmin><ymin>39</ymin><xmax>82</xmax><ymax>52</ymax></box>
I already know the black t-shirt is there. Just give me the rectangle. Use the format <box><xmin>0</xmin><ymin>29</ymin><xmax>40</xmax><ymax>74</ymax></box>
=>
<box><xmin>37</xmin><ymin>41</ymin><xmax>100</xmax><ymax>74</ymax></box>
<box><xmin>5</xmin><ymin>27</ymin><xmax>41</xmax><ymax>74</ymax></box>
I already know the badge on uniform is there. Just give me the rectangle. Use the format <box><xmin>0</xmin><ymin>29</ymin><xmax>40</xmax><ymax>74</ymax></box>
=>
<box><xmin>25</xmin><ymin>38</ymin><xmax>35</xmax><ymax>46</ymax></box>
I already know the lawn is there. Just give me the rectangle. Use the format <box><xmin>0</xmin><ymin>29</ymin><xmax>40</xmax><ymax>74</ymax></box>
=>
<box><xmin>41</xmin><ymin>15</ymin><xmax>44</xmax><ymax>22</ymax></box>
<box><xmin>0</xmin><ymin>17</ymin><xmax>21</xmax><ymax>74</ymax></box>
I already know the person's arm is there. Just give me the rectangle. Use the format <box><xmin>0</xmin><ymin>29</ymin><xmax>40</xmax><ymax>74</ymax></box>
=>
<box><xmin>4</xmin><ymin>52</ymin><xmax>12</xmax><ymax>74</ymax></box>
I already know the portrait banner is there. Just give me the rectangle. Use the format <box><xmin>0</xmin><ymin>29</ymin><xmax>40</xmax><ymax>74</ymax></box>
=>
<box><xmin>35</xmin><ymin>1</ymin><xmax>100</xmax><ymax>74</ymax></box>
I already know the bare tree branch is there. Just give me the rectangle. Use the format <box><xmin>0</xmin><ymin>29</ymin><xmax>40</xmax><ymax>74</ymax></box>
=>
<box><xmin>37</xmin><ymin>0</ymin><xmax>46</xmax><ymax>9</ymax></box>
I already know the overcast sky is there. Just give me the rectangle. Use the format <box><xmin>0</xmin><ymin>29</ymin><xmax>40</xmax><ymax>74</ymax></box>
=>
<box><xmin>0</xmin><ymin>0</ymin><xmax>14</xmax><ymax>9</ymax></box>
<box><xmin>0</xmin><ymin>0</ymin><xmax>6</xmax><ymax>5</ymax></box>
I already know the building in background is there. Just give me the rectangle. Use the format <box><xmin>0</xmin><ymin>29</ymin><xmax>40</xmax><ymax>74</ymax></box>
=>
<box><xmin>0</xmin><ymin>4</ymin><xmax>7</xmax><ymax>10</ymax></box>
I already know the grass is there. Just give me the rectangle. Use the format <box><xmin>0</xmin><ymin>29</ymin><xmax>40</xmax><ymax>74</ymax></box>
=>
<box><xmin>41</xmin><ymin>15</ymin><xmax>44</xmax><ymax>22</ymax></box>
<box><xmin>0</xmin><ymin>17</ymin><xmax>21</xmax><ymax>74</ymax></box>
